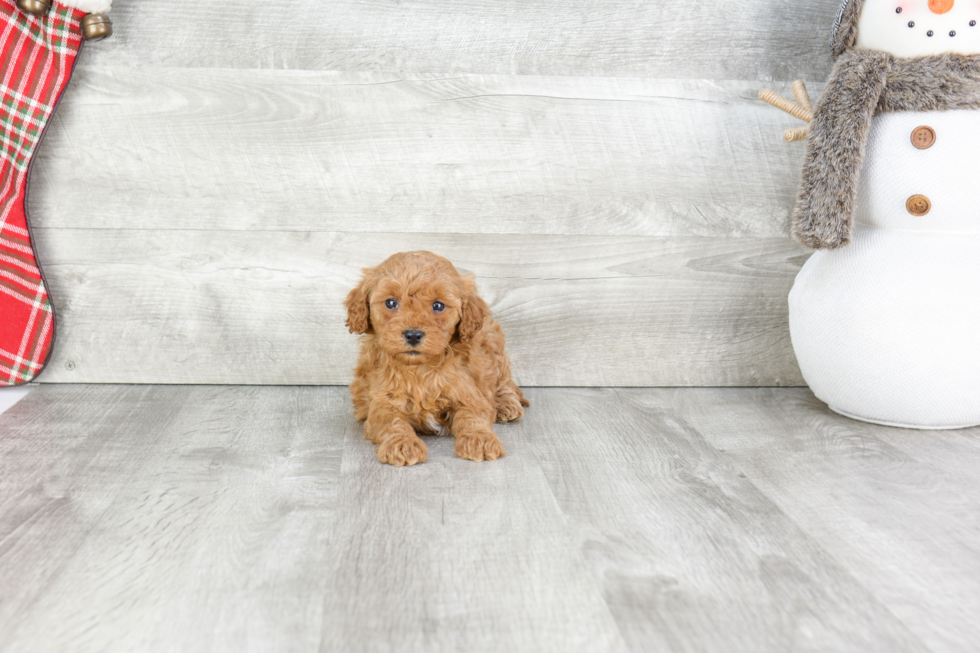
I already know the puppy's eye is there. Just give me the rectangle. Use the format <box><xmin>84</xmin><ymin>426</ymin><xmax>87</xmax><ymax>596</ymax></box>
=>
<box><xmin>432</xmin><ymin>301</ymin><xmax>446</xmax><ymax>313</ymax></box>
<box><xmin>385</xmin><ymin>298</ymin><xmax>398</xmax><ymax>310</ymax></box>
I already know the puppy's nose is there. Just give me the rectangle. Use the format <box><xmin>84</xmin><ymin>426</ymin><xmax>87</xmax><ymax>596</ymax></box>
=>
<box><xmin>403</xmin><ymin>329</ymin><xmax>425</xmax><ymax>346</ymax></box>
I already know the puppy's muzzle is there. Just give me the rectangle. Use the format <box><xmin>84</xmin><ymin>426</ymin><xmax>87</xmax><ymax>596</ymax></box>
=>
<box><xmin>403</xmin><ymin>329</ymin><xmax>425</xmax><ymax>347</ymax></box>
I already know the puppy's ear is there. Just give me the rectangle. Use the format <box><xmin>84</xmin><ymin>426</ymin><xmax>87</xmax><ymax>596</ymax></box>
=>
<box><xmin>345</xmin><ymin>270</ymin><xmax>375</xmax><ymax>335</ymax></box>
<box><xmin>457</xmin><ymin>278</ymin><xmax>489</xmax><ymax>342</ymax></box>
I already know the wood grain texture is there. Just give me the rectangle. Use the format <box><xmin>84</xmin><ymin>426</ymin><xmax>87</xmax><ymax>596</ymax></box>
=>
<box><xmin>674</xmin><ymin>388</ymin><xmax>980</xmax><ymax>653</ymax></box>
<box><xmin>319</xmin><ymin>390</ymin><xmax>626</xmax><ymax>653</ymax></box>
<box><xmin>32</xmin><ymin>229</ymin><xmax>807</xmax><ymax>386</ymax></box>
<box><xmin>525</xmin><ymin>388</ymin><xmax>930</xmax><ymax>652</ymax></box>
<box><xmin>22</xmin><ymin>0</ymin><xmax>834</xmax><ymax>385</ymax></box>
<box><xmin>0</xmin><ymin>385</ymin><xmax>344</xmax><ymax>653</ymax></box>
<box><xmin>80</xmin><ymin>0</ymin><xmax>838</xmax><ymax>81</ymax></box>
<box><xmin>5</xmin><ymin>385</ymin><xmax>976</xmax><ymax>652</ymax></box>
<box><xmin>31</xmin><ymin>69</ymin><xmax>812</xmax><ymax>238</ymax></box>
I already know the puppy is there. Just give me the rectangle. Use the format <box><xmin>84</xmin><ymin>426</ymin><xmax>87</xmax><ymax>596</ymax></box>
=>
<box><xmin>345</xmin><ymin>251</ymin><xmax>529</xmax><ymax>466</ymax></box>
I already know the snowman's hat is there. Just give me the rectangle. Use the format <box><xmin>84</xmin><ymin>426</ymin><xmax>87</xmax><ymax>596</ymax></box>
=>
<box><xmin>832</xmin><ymin>0</ymin><xmax>865</xmax><ymax>58</ymax></box>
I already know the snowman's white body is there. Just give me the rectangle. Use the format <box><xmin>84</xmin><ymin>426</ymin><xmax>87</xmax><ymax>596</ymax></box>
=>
<box><xmin>788</xmin><ymin>0</ymin><xmax>980</xmax><ymax>429</ymax></box>
<box><xmin>790</xmin><ymin>110</ymin><xmax>980</xmax><ymax>428</ymax></box>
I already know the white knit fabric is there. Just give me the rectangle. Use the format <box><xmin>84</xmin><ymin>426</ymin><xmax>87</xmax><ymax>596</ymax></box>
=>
<box><xmin>855</xmin><ymin>110</ymin><xmax>980</xmax><ymax>233</ymax></box>
<box><xmin>58</xmin><ymin>0</ymin><xmax>111</xmax><ymax>13</ymax></box>
<box><xmin>790</xmin><ymin>110</ymin><xmax>980</xmax><ymax>429</ymax></box>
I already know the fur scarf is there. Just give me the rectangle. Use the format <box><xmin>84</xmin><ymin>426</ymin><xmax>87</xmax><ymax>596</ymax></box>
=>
<box><xmin>794</xmin><ymin>50</ymin><xmax>980</xmax><ymax>249</ymax></box>
<box><xmin>832</xmin><ymin>0</ymin><xmax>865</xmax><ymax>59</ymax></box>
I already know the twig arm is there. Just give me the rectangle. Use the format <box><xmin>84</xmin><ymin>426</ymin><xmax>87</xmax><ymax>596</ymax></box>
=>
<box><xmin>784</xmin><ymin>126</ymin><xmax>810</xmax><ymax>142</ymax></box>
<box><xmin>758</xmin><ymin>89</ymin><xmax>813</xmax><ymax>123</ymax></box>
<box><xmin>792</xmin><ymin>80</ymin><xmax>813</xmax><ymax>114</ymax></box>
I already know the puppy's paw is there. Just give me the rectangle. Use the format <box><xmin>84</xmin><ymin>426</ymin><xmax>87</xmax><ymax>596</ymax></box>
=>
<box><xmin>495</xmin><ymin>399</ymin><xmax>525</xmax><ymax>423</ymax></box>
<box><xmin>377</xmin><ymin>435</ymin><xmax>428</xmax><ymax>467</ymax></box>
<box><xmin>455</xmin><ymin>432</ymin><xmax>506</xmax><ymax>462</ymax></box>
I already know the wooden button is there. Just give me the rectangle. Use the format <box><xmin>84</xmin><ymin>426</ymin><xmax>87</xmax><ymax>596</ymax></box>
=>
<box><xmin>907</xmin><ymin>195</ymin><xmax>932</xmax><ymax>216</ymax></box>
<box><xmin>911</xmin><ymin>125</ymin><xmax>936</xmax><ymax>149</ymax></box>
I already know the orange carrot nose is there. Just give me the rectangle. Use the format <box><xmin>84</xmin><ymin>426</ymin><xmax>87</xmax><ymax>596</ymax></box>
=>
<box><xmin>929</xmin><ymin>0</ymin><xmax>954</xmax><ymax>14</ymax></box>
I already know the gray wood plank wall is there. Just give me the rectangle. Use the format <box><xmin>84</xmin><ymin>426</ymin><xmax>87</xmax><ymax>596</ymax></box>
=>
<box><xmin>28</xmin><ymin>0</ymin><xmax>843</xmax><ymax>385</ymax></box>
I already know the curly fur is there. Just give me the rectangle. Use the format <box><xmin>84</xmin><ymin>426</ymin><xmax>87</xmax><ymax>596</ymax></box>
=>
<box><xmin>345</xmin><ymin>251</ymin><xmax>529</xmax><ymax>467</ymax></box>
<box><xmin>794</xmin><ymin>50</ymin><xmax>980</xmax><ymax>249</ymax></box>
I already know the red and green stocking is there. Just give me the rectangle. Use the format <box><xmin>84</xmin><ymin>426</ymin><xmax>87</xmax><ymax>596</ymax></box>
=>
<box><xmin>0</xmin><ymin>0</ymin><xmax>110</xmax><ymax>385</ymax></box>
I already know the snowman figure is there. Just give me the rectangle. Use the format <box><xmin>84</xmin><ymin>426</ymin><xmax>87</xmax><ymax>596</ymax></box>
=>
<box><xmin>766</xmin><ymin>0</ymin><xmax>980</xmax><ymax>429</ymax></box>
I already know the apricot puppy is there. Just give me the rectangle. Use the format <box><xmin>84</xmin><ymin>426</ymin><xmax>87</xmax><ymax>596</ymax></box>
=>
<box><xmin>345</xmin><ymin>251</ymin><xmax>528</xmax><ymax>466</ymax></box>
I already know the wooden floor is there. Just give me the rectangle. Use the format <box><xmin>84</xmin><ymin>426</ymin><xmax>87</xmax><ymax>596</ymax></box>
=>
<box><xmin>1</xmin><ymin>386</ymin><xmax>978</xmax><ymax>653</ymax></box>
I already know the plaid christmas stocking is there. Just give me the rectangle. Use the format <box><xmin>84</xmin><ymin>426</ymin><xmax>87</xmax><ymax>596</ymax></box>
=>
<box><xmin>0</xmin><ymin>0</ymin><xmax>109</xmax><ymax>385</ymax></box>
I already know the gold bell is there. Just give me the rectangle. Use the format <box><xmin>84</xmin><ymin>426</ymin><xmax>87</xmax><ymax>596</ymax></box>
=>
<box><xmin>16</xmin><ymin>0</ymin><xmax>51</xmax><ymax>16</ymax></box>
<box><xmin>80</xmin><ymin>13</ymin><xmax>112</xmax><ymax>41</ymax></box>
